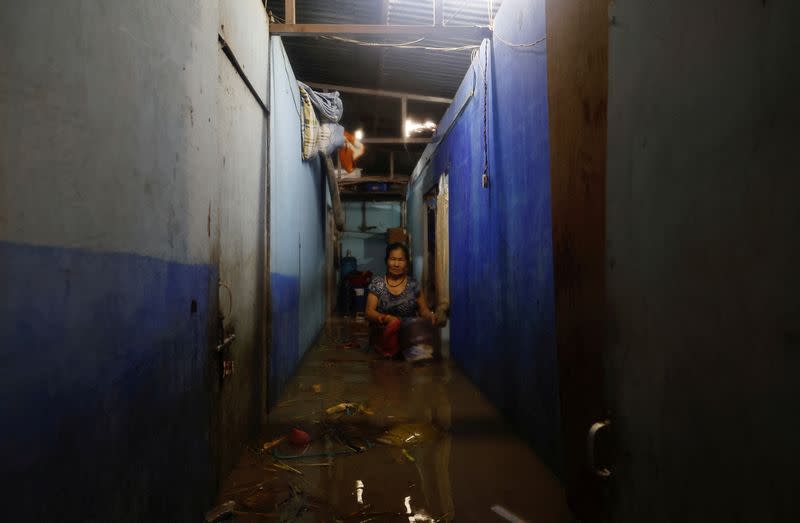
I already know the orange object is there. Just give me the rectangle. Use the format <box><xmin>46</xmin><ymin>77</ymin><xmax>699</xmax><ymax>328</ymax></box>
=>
<box><xmin>338</xmin><ymin>131</ymin><xmax>365</xmax><ymax>173</ymax></box>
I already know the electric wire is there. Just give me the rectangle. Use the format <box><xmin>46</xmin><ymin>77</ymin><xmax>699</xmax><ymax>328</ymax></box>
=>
<box><xmin>270</xmin><ymin>1</ymin><xmax>543</xmax><ymax>50</ymax></box>
<box><xmin>321</xmin><ymin>35</ymin><xmax>479</xmax><ymax>52</ymax></box>
<box><xmin>493</xmin><ymin>33</ymin><xmax>547</xmax><ymax>49</ymax></box>
<box><xmin>320</xmin><ymin>35</ymin><xmax>426</xmax><ymax>47</ymax></box>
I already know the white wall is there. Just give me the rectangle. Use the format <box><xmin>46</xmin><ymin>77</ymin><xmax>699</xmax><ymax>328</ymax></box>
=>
<box><xmin>0</xmin><ymin>0</ymin><xmax>219</xmax><ymax>262</ymax></box>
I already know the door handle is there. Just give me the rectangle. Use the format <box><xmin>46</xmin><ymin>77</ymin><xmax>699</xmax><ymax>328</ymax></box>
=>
<box><xmin>587</xmin><ymin>419</ymin><xmax>612</xmax><ymax>478</ymax></box>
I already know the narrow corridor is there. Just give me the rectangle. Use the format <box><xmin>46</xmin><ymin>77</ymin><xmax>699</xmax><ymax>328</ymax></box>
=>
<box><xmin>214</xmin><ymin>319</ymin><xmax>572</xmax><ymax>523</ymax></box>
<box><xmin>3</xmin><ymin>0</ymin><xmax>799</xmax><ymax>521</ymax></box>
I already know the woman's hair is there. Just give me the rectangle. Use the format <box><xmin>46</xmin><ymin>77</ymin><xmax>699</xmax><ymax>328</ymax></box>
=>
<box><xmin>385</xmin><ymin>242</ymin><xmax>410</xmax><ymax>263</ymax></box>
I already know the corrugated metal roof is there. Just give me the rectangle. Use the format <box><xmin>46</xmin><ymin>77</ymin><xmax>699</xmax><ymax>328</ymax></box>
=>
<box><xmin>268</xmin><ymin>0</ymin><xmax>502</xmax><ymax>97</ymax></box>
<box><xmin>266</xmin><ymin>0</ymin><xmax>502</xmax><ymax>177</ymax></box>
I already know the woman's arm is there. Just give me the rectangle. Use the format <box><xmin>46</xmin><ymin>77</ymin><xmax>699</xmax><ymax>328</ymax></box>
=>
<box><xmin>366</xmin><ymin>293</ymin><xmax>394</xmax><ymax>324</ymax></box>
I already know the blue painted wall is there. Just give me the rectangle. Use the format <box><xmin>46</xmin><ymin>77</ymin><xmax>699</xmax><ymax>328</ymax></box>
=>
<box><xmin>268</xmin><ymin>38</ymin><xmax>327</xmax><ymax>404</ymax></box>
<box><xmin>407</xmin><ymin>0</ymin><xmax>561</xmax><ymax>475</ymax></box>
<box><xmin>0</xmin><ymin>242</ymin><xmax>216</xmax><ymax>521</ymax></box>
<box><xmin>0</xmin><ymin>1</ymin><xmax>271</xmax><ymax>520</ymax></box>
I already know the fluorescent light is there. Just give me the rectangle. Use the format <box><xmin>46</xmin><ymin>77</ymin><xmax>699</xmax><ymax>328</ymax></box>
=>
<box><xmin>405</xmin><ymin>119</ymin><xmax>437</xmax><ymax>137</ymax></box>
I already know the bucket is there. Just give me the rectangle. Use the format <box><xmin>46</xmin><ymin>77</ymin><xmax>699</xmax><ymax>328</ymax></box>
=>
<box><xmin>352</xmin><ymin>286</ymin><xmax>367</xmax><ymax>312</ymax></box>
<box><xmin>399</xmin><ymin>317</ymin><xmax>436</xmax><ymax>348</ymax></box>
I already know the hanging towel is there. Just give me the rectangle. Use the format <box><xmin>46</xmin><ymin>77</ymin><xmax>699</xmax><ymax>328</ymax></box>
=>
<box><xmin>298</xmin><ymin>85</ymin><xmax>319</xmax><ymax>160</ymax></box>
<box><xmin>317</xmin><ymin>123</ymin><xmax>346</xmax><ymax>156</ymax></box>
<box><xmin>297</xmin><ymin>81</ymin><xmax>343</xmax><ymax>122</ymax></box>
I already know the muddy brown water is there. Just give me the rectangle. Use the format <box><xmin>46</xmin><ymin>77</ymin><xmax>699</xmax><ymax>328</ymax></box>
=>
<box><xmin>215</xmin><ymin>319</ymin><xmax>573</xmax><ymax>523</ymax></box>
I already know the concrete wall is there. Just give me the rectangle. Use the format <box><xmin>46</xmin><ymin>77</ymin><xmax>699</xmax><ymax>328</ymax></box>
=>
<box><xmin>214</xmin><ymin>0</ymin><xmax>271</xmax><ymax>491</ymax></box>
<box><xmin>268</xmin><ymin>37</ymin><xmax>327</xmax><ymax>405</ymax></box>
<box><xmin>407</xmin><ymin>0</ymin><xmax>561</xmax><ymax>475</ymax></box>
<box><xmin>606</xmin><ymin>0</ymin><xmax>800</xmax><ymax>520</ymax></box>
<box><xmin>0</xmin><ymin>1</ymin><xmax>269</xmax><ymax>520</ymax></box>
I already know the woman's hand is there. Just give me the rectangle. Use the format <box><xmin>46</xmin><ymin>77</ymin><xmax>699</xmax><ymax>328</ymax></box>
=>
<box><xmin>380</xmin><ymin>314</ymin><xmax>398</xmax><ymax>325</ymax></box>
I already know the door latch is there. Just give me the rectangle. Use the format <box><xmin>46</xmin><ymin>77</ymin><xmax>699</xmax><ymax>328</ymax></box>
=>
<box><xmin>587</xmin><ymin>419</ymin><xmax>612</xmax><ymax>478</ymax></box>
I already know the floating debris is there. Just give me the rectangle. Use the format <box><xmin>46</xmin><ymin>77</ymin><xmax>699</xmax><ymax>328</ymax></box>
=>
<box><xmin>490</xmin><ymin>504</ymin><xmax>528</xmax><ymax>523</ymax></box>
<box><xmin>271</xmin><ymin>460</ymin><xmax>303</xmax><ymax>475</ymax></box>
<box><xmin>262</xmin><ymin>435</ymin><xmax>286</xmax><ymax>451</ymax></box>
<box><xmin>376</xmin><ymin>423</ymin><xmax>438</xmax><ymax>447</ymax></box>
<box><xmin>204</xmin><ymin>500</ymin><xmax>236</xmax><ymax>522</ymax></box>
<box><xmin>401</xmin><ymin>449</ymin><xmax>416</xmax><ymax>462</ymax></box>
<box><xmin>325</xmin><ymin>402</ymin><xmax>374</xmax><ymax>416</ymax></box>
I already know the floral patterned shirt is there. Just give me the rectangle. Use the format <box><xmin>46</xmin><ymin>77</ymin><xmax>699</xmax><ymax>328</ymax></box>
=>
<box><xmin>368</xmin><ymin>275</ymin><xmax>421</xmax><ymax>318</ymax></box>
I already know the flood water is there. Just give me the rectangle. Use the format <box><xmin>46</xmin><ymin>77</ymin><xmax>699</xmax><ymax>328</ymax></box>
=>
<box><xmin>215</xmin><ymin>319</ymin><xmax>573</xmax><ymax>523</ymax></box>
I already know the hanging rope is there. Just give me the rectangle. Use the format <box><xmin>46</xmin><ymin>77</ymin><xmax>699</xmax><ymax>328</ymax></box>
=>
<box><xmin>481</xmin><ymin>40</ymin><xmax>489</xmax><ymax>187</ymax></box>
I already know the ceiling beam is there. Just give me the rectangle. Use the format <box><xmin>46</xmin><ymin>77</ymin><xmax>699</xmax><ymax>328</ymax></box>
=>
<box><xmin>341</xmin><ymin>191</ymin><xmax>406</xmax><ymax>201</ymax></box>
<box><xmin>361</xmin><ymin>137</ymin><xmax>431</xmax><ymax>145</ymax></box>
<box><xmin>303</xmin><ymin>82</ymin><xmax>452</xmax><ymax>104</ymax></box>
<box><xmin>284</xmin><ymin>0</ymin><xmax>295</xmax><ymax>25</ymax></box>
<box><xmin>339</xmin><ymin>175</ymin><xmax>410</xmax><ymax>186</ymax></box>
<box><xmin>270</xmin><ymin>23</ymin><xmax>491</xmax><ymax>39</ymax></box>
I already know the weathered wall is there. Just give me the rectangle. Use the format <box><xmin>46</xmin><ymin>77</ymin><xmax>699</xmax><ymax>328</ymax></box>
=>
<box><xmin>0</xmin><ymin>1</ymin><xmax>269</xmax><ymax>520</ymax></box>
<box><xmin>606</xmin><ymin>0</ymin><xmax>800</xmax><ymax>520</ymax></box>
<box><xmin>214</xmin><ymin>0</ymin><xmax>271</xmax><ymax>487</ymax></box>
<box><xmin>408</xmin><ymin>0</ymin><xmax>561</xmax><ymax>475</ymax></box>
<box><xmin>268</xmin><ymin>37</ymin><xmax>327</xmax><ymax>404</ymax></box>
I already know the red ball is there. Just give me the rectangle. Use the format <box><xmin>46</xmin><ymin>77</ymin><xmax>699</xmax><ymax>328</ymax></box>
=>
<box><xmin>289</xmin><ymin>428</ymin><xmax>311</xmax><ymax>446</ymax></box>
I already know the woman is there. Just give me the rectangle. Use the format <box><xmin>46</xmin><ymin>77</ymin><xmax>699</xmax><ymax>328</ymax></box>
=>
<box><xmin>366</xmin><ymin>243</ymin><xmax>436</xmax><ymax>356</ymax></box>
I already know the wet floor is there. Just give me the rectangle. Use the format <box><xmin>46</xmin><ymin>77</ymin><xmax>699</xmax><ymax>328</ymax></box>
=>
<box><xmin>215</xmin><ymin>319</ymin><xmax>573</xmax><ymax>523</ymax></box>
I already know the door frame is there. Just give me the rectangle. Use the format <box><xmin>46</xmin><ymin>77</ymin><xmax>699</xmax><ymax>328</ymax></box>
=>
<box><xmin>545</xmin><ymin>0</ymin><xmax>610</xmax><ymax>519</ymax></box>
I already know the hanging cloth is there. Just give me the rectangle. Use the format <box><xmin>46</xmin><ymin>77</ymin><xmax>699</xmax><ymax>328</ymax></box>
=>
<box><xmin>317</xmin><ymin>123</ymin><xmax>346</xmax><ymax>156</ymax></box>
<box><xmin>298</xmin><ymin>85</ymin><xmax>319</xmax><ymax>160</ymax></box>
<box><xmin>338</xmin><ymin>131</ymin><xmax>365</xmax><ymax>173</ymax></box>
<box><xmin>297</xmin><ymin>81</ymin><xmax>343</xmax><ymax>123</ymax></box>
<box><xmin>434</xmin><ymin>173</ymin><xmax>450</xmax><ymax>323</ymax></box>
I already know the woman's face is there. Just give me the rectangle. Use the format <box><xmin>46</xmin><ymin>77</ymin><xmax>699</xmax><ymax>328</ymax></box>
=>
<box><xmin>386</xmin><ymin>248</ymin><xmax>408</xmax><ymax>277</ymax></box>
